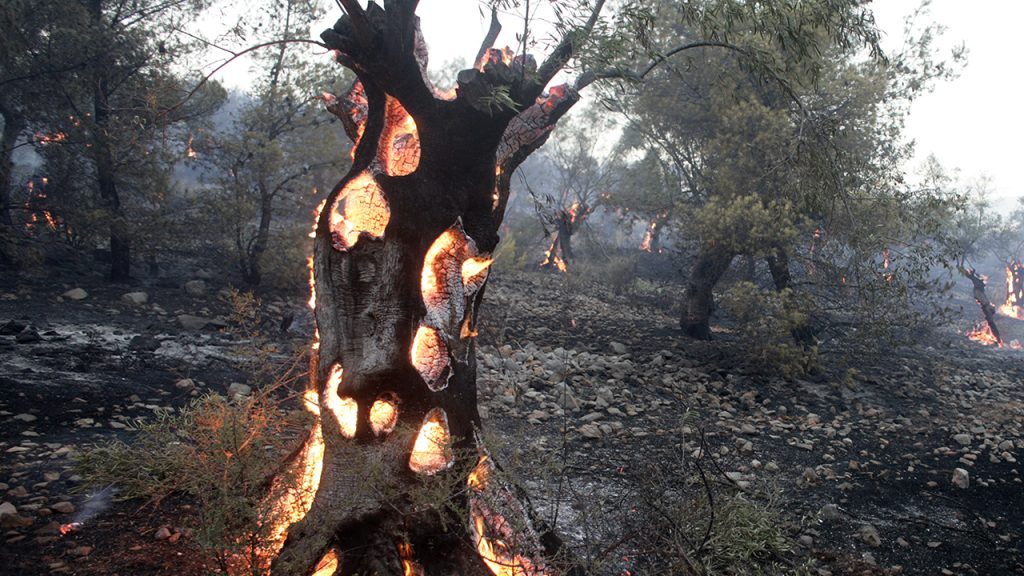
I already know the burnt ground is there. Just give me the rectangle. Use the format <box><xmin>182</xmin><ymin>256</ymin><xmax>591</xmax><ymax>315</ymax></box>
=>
<box><xmin>1</xmin><ymin>266</ymin><xmax>1022</xmax><ymax>575</ymax></box>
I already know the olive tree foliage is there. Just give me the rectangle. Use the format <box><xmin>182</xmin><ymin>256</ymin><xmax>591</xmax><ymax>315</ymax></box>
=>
<box><xmin>603</xmin><ymin>0</ymin><xmax>965</xmax><ymax>346</ymax></box>
<box><xmin>192</xmin><ymin>0</ymin><xmax>351</xmax><ymax>288</ymax></box>
<box><xmin>0</xmin><ymin>0</ymin><xmax>223</xmax><ymax>279</ymax></box>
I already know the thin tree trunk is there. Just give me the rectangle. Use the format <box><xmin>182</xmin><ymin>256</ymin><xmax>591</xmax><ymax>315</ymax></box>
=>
<box><xmin>242</xmin><ymin>185</ymin><xmax>274</xmax><ymax>287</ymax></box>
<box><xmin>0</xmin><ymin>107</ymin><xmax>24</xmax><ymax>227</ymax></box>
<box><xmin>88</xmin><ymin>0</ymin><xmax>130</xmax><ymax>282</ymax></box>
<box><xmin>680</xmin><ymin>244</ymin><xmax>734</xmax><ymax>340</ymax></box>
<box><xmin>963</xmin><ymin>266</ymin><xmax>1001</xmax><ymax>344</ymax></box>
<box><xmin>765</xmin><ymin>249</ymin><xmax>814</xmax><ymax>346</ymax></box>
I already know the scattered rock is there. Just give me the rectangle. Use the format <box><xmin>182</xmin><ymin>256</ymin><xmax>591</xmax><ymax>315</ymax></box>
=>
<box><xmin>12</xmin><ymin>413</ymin><xmax>37</xmax><ymax>423</ymax></box>
<box><xmin>953</xmin><ymin>433</ymin><xmax>972</xmax><ymax>447</ymax></box>
<box><xmin>184</xmin><ymin>280</ymin><xmax>207</xmax><ymax>297</ymax></box>
<box><xmin>50</xmin><ymin>501</ymin><xmax>74</xmax><ymax>515</ymax></box>
<box><xmin>62</xmin><ymin>288</ymin><xmax>88</xmax><ymax>300</ymax></box>
<box><xmin>860</xmin><ymin>524</ymin><xmax>882</xmax><ymax>547</ymax></box>
<box><xmin>175</xmin><ymin>378</ymin><xmax>196</xmax><ymax>391</ymax></box>
<box><xmin>14</xmin><ymin>329</ymin><xmax>41</xmax><ymax>344</ymax></box>
<box><xmin>820</xmin><ymin>503</ymin><xmax>843</xmax><ymax>521</ymax></box>
<box><xmin>128</xmin><ymin>334</ymin><xmax>160</xmax><ymax>352</ymax></box>
<box><xmin>121</xmin><ymin>292</ymin><xmax>149</xmax><ymax>305</ymax></box>
<box><xmin>578</xmin><ymin>423</ymin><xmax>603</xmax><ymax>439</ymax></box>
<box><xmin>227</xmin><ymin>383</ymin><xmax>252</xmax><ymax>398</ymax></box>
<box><xmin>178</xmin><ymin>314</ymin><xmax>213</xmax><ymax>331</ymax></box>
<box><xmin>609</xmin><ymin>341</ymin><xmax>628</xmax><ymax>355</ymax></box>
<box><xmin>0</xmin><ymin>320</ymin><xmax>26</xmax><ymax>335</ymax></box>
<box><xmin>952</xmin><ymin>467</ymin><xmax>970</xmax><ymax>489</ymax></box>
<box><xmin>154</xmin><ymin>526</ymin><xmax>172</xmax><ymax>540</ymax></box>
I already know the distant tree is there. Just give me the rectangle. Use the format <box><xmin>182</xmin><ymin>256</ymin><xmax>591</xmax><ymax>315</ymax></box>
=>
<box><xmin>196</xmin><ymin>0</ymin><xmax>350</xmax><ymax>287</ymax></box>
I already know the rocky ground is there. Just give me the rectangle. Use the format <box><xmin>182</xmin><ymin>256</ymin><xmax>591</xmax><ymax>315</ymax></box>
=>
<box><xmin>1</xmin><ymin>266</ymin><xmax>1022</xmax><ymax>575</ymax></box>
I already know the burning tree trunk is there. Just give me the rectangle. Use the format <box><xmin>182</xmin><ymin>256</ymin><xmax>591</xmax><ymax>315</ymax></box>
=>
<box><xmin>962</xmin><ymin>266</ymin><xmax>1002</xmax><ymax>346</ymax></box>
<box><xmin>680</xmin><ymin>244</ymin><xmax>734</xmax><ymax>340</ymax></box>
<box><xmin>999</xmin><ymin>259</ymin><xmax>1024</xmax><ymax>319</ymax></box>
<box><xmin>540</xmin><ymin>202</ymin><xmax>590</xmax><ymax>273</ymax></box>
<box><xmin>269</xmin><ymin>4</ymin><xmax>583</xmax><ymax>574</ymax></box>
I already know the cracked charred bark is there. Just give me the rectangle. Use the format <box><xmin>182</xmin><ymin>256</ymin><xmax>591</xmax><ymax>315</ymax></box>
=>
<box><xmin>270</xmin><ymin>3</ymin><xmax>581</xmax><ymax>574</ymax></box>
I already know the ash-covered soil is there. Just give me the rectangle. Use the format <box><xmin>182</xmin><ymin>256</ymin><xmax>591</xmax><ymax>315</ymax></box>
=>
<box><xmin>1</xmin><ymin>267</ymin><xmax>1022</xmax><ymax>575</ymax></box>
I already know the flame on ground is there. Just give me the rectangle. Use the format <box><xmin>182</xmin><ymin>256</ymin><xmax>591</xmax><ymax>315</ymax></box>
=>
<box><xmin>399</xmin><ymin>542</ymin><xmax>425</xmax><ymax>576</ymax></box>
<box><xmin>966</xmin><ymin>323</ymin><xmax>1001</xmax><ymax>347</ymax></box>
<box><xmin>408</xmin><ymin>408</ymin><xmax>453</xmax><ymax>474</ymax></box>
<box><xmin>540</xmin><ymin>242</ymin><xmax>567</xmax><ymax>273</ymax></box>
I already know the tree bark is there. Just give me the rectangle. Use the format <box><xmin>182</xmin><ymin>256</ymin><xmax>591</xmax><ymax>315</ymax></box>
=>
<box><xmin>88</xmin><ymin>0</ymin><xmax>130</xmax><ymax>282</ymax></box>
<box><xmin>271</xmin><ymin>5</ymin><xmax>581</xmax><ymax>574</ymax></box>
<box><xmin>963</xmin><ymin>266</ymin><xmax>1002</xmax><ymax>344</ymax></box>
<box><xmin>0</xmin><ymin>106</ymin><xmax>24</xmax><ymax>227</ymax></box>
<box><xmin>680</xmin><ymin>244</ymin><xmax>734</xmax><ymax>340</ymax></box>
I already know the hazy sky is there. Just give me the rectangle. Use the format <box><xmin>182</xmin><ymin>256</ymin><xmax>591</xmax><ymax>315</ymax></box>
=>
<box><xmin>219</xmin><ymin>1</ymin><xmax>1024</xmax><ymax>211</ymax></box>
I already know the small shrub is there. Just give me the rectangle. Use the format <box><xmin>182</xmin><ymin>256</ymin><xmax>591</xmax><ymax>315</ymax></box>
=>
<box><xmin>720</xmin><ymin>282</ymin><xmax>818</xmax><ymax>377</ymax></box>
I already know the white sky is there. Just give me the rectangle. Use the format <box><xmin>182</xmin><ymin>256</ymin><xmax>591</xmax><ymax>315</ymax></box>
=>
<box><xmin>212</xmin><ymin>0</ymin><xmax>1024</xmax><ymax>212</ymax></box>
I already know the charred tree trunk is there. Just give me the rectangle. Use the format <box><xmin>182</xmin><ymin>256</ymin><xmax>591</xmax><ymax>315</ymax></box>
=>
<box><xmin>0</xmin><ymin>106</ymin><xmax>24</xmax><ymax>227</ymax></box>
<box><xmin>271</xmin><ymin>5</ymin><xmax>581</xmax><ymax>575</ymax></box>
<box><xmin>765</xmin><ymin>250</ymin><xmax>815</xmax><ymax>346</ymax></box>
<box><xmin>240</xmin><ymin>185</ymin><xmax>274</xmax><ymax>287</ymax></box>
<box><xmin>963</xmin><ymin>266</ymin><xmax>1002</xmax><ymax>344</ymax></box>
<box><xmin>680</xmin><ymin>244</ymin><xmax>734</xmax><ymax>340</ymax></box>
<box><xmin>88</xmin><ymin>0</ymin><xmax>130</xmax><ymax>282</ymax></box>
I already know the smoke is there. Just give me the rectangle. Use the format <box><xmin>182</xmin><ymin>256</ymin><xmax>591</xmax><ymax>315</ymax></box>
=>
<box><xmin>70</xmin><ymin>485</ymin><xmax>116</xmax><ymax>525</ymax></box>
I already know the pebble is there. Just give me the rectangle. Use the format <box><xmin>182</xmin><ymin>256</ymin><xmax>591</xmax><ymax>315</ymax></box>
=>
<box><xmin>952</xmin><ymin>467</ymin><xmax>970</xmax><ymax>489</ymax></box>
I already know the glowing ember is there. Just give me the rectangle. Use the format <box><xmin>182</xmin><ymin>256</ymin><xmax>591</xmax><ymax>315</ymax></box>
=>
<box><xmin>34</xmin><ymin>131</ymin><xmax>67</xmax><ymax>145</ymax></box>
<box><xmin>312</xmin><ymin>549</ymin><xmax>339</xmax><ymax>576</ymax></box>
<box><xmin>411</xmin><ymin>325</ymin><xmax>448</xmax><ymax>390</ymax></box>
<box><xmin>185</xmin><ymin>135</ymin><xmax>197</xmax><ymax>158</ymax></box>
<box><xmin>330</xmin><ymin>171</ymin><xmax>390</xmax><ymax>250</ymax></box>
<box><xmin>369</xmin><ymin>395</ymin><xmax>398</xmax><ymax>436</ymax></box>
<box><xmin>381</xmin><ymin>97</ymin><xmax>420</xmax><ymax>176</ymax></box>
<box><xmin>59</xmin><ymin>522</ymin><xmax>82</xmax><ymax>535</ymax></box>
<box><xmin>408</xmin><ymin>408</ymin><xmax>453</xmax><ymax>474</ymax></box>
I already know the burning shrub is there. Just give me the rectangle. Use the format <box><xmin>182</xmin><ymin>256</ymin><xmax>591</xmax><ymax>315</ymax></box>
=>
<box><xmin>75</xmin><ymin>392</ymin><xmax>301</xmax><ymax>575</ymax></box>
<box><xmin>721</xmin><ymin>282</ymin><xmax>817</xmax><ymax>378</ymax></box>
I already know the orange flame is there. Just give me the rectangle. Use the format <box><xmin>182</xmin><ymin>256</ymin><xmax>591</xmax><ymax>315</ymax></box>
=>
<box><xmin>312</xmin><ymin>549</ymin><xmax>339</xmax><ymax>576</ymax></box>
<box><xmin>185</xmin><ymin>135</ymin><xmax>197</xmax><ymax>159</ymax></box>
<box><xmin>966</xmin><ymin>323</ymin><xmax>1001</xmax><ymax>346</ymax></box>
<box><xmin>411</xmin><ymin>325</ymin><xmax>448</xmax><ymax>390</ymax></box>
<box><xmin>468</xmin><ymin>456</ymin><xmax>547</xmax><ymax>576</ymax></box>
<box><xmin>999</xmin><ymin>263</ymin><xmax>1024</xmax><ymax>319</ymax></box>
<box><xmin>640</xmin><ymin>220</ymin><xmax>657</xmax><ymax>252</ymax></box>
<box><xmin>324</xmin><ymin>365</ymin><xmax>357</xmax><ymax>438</ymax></box>
<box><xmin>399</xmin><ymin>542</ymin><xmax>425</xmax><ymax>576</ymax></box>
<box><xmin>409</xmin><ymin>408</ymin><xmax>453</xmax><ymax>474</ymax></box>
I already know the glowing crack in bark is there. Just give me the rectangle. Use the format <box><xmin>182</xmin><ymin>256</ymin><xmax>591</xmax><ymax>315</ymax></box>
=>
<box><xmin>381</xmin><ymin>96</ymin><xmax>420</xmax><ymax>176</ymax></box>
<box><xmin>324</xmin><ymin>364</ymin><xmax>357</xmax><ymax>439</ymax></box>
<box><xmin>369</xmin><ymin>395</ymin><xmax>398</xmax><ymax>436</ymax></box>
<box><xmin>312</xmin><ymin>549</ymin><xmax>340</xmax><ymax>576</ymax></box>
<box><xmin>411</xmin><ymin>325</ymin><xmax>448</xmax><ymax>390</ymax></box>
<box><xmin>330</xmin><ymin>171</ymin><xmax>390</xmax><ymax>250</ymax></box>
<box><xmin>408</xmin><ymin>408</ymin><xmax>453</xmax><ymax>474</ymax></box>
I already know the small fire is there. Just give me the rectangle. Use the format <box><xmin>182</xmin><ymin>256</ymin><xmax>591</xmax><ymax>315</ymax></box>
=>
<box><xmin>411</xmin><ymin>325</ymin><xmax>448</xmax><ymax>390</ymax></box>
<box><xmin>399</xmin><ymin>542</ymin><xmax>425</xmax><ymax>576</ymax></box>
<box><xmin>408</xmin><ymin>408</ymin><xmax>453</xmax><ymax>474</ymax></box>
<box><xmin>999</xmin><ymin>262</ymin><xmax>1024</xmax><ymax>320</ymax></box>
<box><xmin>34</xmin><ymin>131</ymin><xmax>67</xmax><ymax>145</ymax></box>
<box><xmin>324</xmin><ymin>364</ymin><xmax>357</xmax><ymax>438</ymax></box>
<box><xmin>540</xmin><ymin>244</ymin><xmax>567</xmax><ymax>273</ymax></box>
<box><xmin>966</xmin><ymin>323</ymin><xmax>1001</xmax><ymax>347</ymax></box>
<box><xmin>467</xmin><ymin>456</ymin><xmax>548</xmax><ymax>576</ymax></box>
<box><xmin>312</xmin><ymin>549</ymin><xmax>339</xmax><ymax>576</ymax></box>
<box><xmin>185</xmin><ymin>135</ymin><xmax>197</xmax><ymax>159</ymax></box>
<box><xmin>59</xmin><ymin>522</ymin><xmax>82</xmax><ymax>535</ymax></box>
<box><xmin>476</xmin><ymin>47</ymin><xmax>515</xmax><ymax>70</ymax></box>
<box><xmin>640</xmin><ymin>219</ymin><xmax>657</xmax><ymax>252</ymax></box>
